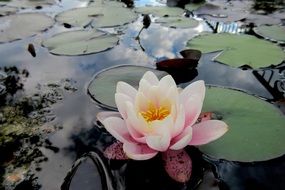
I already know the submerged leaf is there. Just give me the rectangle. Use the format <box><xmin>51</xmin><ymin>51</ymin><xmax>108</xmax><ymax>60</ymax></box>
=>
<box><xmin>199</xmin><ymin>87</ymin><xmax>285</xmax><ymax>162</ymax></box>
<box><xmin>0</xmin><ymin>6</ymin><xmax>17</xmax><ymax>16</ymax></box>
<box><xmin>162</xmin><ymin>149</ymin><xmax>192</xmax><ymax>183</ymax></box>
<box><xmin>42</xmin><ymin>30</ymin><xmax>119</xmax><ymax>56</ymax></box>
<box><xmin>104</xmin><ymin>142</ymin><xmax>128</xmax><ymax>160</ymax></box>
<box><xmin>187</xmin><ymin>33</ymin><xmax>285</xmax><ymax>68</ymax></box>
<box><xmin>156</xmin><ymin>58</ymin><xmax>198</xmax><ymax>71</ymax></box>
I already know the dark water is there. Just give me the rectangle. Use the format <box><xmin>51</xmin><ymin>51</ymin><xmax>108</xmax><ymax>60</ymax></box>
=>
<box><xmin>0</xmin><ymin>0</ymin><xmax>284</xmax><ymax>189</ymax></box>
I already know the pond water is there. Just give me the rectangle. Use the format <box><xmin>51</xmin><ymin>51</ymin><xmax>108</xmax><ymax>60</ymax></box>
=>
<box><xmin>0</xmin><ymin>0</ymin><xmax>285</xmax><ymax>189</ymax></box>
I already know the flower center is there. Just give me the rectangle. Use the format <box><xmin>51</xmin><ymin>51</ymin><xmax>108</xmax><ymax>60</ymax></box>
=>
<box><xmin>140</xmin><ymin>106</ymin><xmax>170</xmax><ymax>122</ymax></box>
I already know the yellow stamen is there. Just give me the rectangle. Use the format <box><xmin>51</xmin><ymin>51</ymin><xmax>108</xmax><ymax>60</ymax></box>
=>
<box><xmin>140</xmin><ymin>106</ymin><xmax>170</xmax><ymax>122</ymax></box>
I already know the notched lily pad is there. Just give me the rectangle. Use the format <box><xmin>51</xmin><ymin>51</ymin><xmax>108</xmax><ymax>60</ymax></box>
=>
<box><xmin>156</xmin><ymin>16</ymin><xmax>199</xmax><ymax>28</ymax></box>
<box><xmin>55</xmin><ymin>1</ymin><xmax>137</xmax><ymax>28</ymax></box>
<box><xmin>186</xmin><ymin>33</ymin><xmax>285</xmax><ymax>68</ymax></box>
<box><xmin>42</xmin><ymin>30</ymin><xmax>119</xmax><ymax>56</ymax></box>
<box><xmin>194</xmin><ymin>3</ymin><xmax>248</xmax><ymax>22</ymax></box>
<box><xmin>0</xmin><ymin>13</ymin><xmax>53</xmax><ymax>43</ymax></box>
<box><xmin>199</xmin><ymin>87</ymin><xmax>285</xmax><ymax>162</ymax></box>
<box><xmin>135</xmin><ymin>6</ymin><xmax>185</xmax><ymax>17</ymax></box>
<box><xmin>87</xmin><ymin>65</ymin><xmax>168</xmax><ymax>109</ymax></box>
<box><xmin>254</xmin><ymin>25</ymin><xmax>285</xmax><ymax>43</ymax></box>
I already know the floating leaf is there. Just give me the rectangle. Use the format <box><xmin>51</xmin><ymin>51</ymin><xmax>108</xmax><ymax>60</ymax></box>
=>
<box><xmin>162</xmin><ymin>149</ymin><xmax>192</xmax><ymax>183</ymax></box>
<box><xmin>104</xmin><ymin>141</ymin><xmax>129</xmax><ymax>160</ymax></box>
<box><xmin>0</xmin><ymin>5</ymin><xmax>17</xmax><ymax>16</ymax></box>
<box><xmin>199</xmin><ymin>87</ymin><xmax>285</xmax><ymax>162</ymax></box>
<box><xmin>42</xmin><ymin>30</ymin><xmax>119</xmax><ymax>56</ymax></box>
<box><xmin>135</xmin><ymin>6</ymin><xmax>185</xmax><ymax>17</ymax></box>
<box><xmin>187</xmin><ymin>33</ymin><xmax>285</xmax><ymax>68</ymax></box>
<box><xmin>87</xmin><ymin>65</ymin><xmax>168</xmax><ymax>109</ymax></box>
<box><xmin>185</xmin><ymin>2</ymin><xmax>205</xmax><ymax>12</ymax></box>
<box><xmin>254</xmin><ymin>25</ymin><xmax>285</xmax><ymax>43</ymax></box>
<box><xmin>0</xmin><ymin>0</ymin><xmax>55</xmax><ymax>8</ymax></box>
<box><xmin>0</xmin><ymin>13</ymin><xmax>53</xmax><ymax>43</ymax></box>
<box><xmin>156</xmin><ymin>16</ymin><xmax>199</xmax><ymax>28</ymax></box>
<box><xmin>194</xmin><ymin>3</ymin><xmax>248</xmax><ymax>22</ymax></box>
<box><xmin>55</xmin><ymin>1</ymin><xmax>137</xmax><ymax>28</ymax></box>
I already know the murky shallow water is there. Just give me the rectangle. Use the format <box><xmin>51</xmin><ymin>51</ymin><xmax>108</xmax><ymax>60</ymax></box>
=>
<box><xmin>0</xmin><ymin>0</ymin><xmax>285</xmax><ymax>189</ymax></box>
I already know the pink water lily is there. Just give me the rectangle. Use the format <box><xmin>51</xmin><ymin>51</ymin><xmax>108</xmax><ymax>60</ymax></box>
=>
<box><xmin>97</xmin><ymin>71</ymin><xmax>228</xmax><ymax>182</ymax></box>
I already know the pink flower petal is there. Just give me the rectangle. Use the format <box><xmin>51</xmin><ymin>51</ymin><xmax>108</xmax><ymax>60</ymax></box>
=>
<box><xmin>189</xmin><ymin>120</ymin><xmax>228</xmax><ymax>146</ymax></box>
<box><xmin>171</xmin><ymin>105</ymin><xmax>185</xmax><ymax>137</ymax></box>
<box><xmin>170</xmin><ymin>127</ymin><xmax>192</xmax><ymax>150</ymax></box>
<box><xmin>184</xmin><ymin>95</ymin><xmax>203</xmax><ymax>128</ymax></box>
<box><xmin>115</xmin><ymin>93</ymin><xmax>132</xmax><ymax>119</ymax></box>
<box><xmin>102</xmin><ymin>117</ymin><xmax>133</xmax><ymax>143</ymax></box>
<box><xmin>125</xmin><ymin>119</ymin><xmax>146</xmax><ymax>143</ymax></box>
<box><xmin>104</xmin><ymin>141</ymin><xmax>128</xmax><ymax>160</ymax></box>
<box><xmin>96</xmin><ymin>111</ymin><xmax>121</xmax><ymax>124</ymax></box>
<box><xmin>162</xmin><ymin>149</ymin><xmax>192</xmax><ymax>183</ymax></box>
<box><xmin>180</xmin><ymin>80</ymin><xmax>205</xmax><ymax>103</ymax></box>
<box><xmin>123</xmin><ymin>142</ymin><xmax>158</xmax><ymax>160</ymax></box>
<box><xmin>141</xmin><ymin>71</ymin><xmax>159</xmax><ymax>85</ymax></box>
<box><xmin>116</xmin><ymin>81</ymin><xmax>137</xmax><ymax>100</ymax></box>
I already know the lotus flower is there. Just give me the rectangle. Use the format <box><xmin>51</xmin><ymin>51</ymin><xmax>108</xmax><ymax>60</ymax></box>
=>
<box><xmin>98</xmin><ymin>71</ymin><xmax>228</xmax><ymax>182</ymax></box>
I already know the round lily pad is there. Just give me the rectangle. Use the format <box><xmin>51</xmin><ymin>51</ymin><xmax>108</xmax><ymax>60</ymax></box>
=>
<box><xmin>42</xmin><ymin>30</ymin><xmax>119</xmax><ymax>56</ymax></box>
<box><xmin>254</xmin><ymin>25</ymin><xmax>285</xmax><ymax>43</ymax></box>
<box><xmin>199</xmin><ymin>87</ymin><xmax>285</xmax><ymax>162</ymax></box>
<box><xmin>135</xmin><ymin>6</ymin><xmax>185</xmax><ymax>17</ymax></box>
<box><xmin>55</xmin><ymin>1</ymin><xmax>137</xmax><ymax>28</ymax></box>
<box><xmin>186</xmin><ymin>33</ymin><xmax>285</xmax><ymax>68</ymax></box>
<box><xmin>156</xmin><ymin>16</ymin><xmax>199</xmax><ymax>28</ymax></box>
<box><xmin>0</xmin><ymin>0</ymin><xmax>55</xmax><ymax>8</ymax></box>
<box><xmin>0</xmin><ymin>5</ymin><xmax>17</xmax><ymax>16</ymax></box>
<box><xmin>0</xmin><ymin>13</ymin><xmax>54</xmax><ymax>43</ymax></box>
<box><xmin>87</xmin><ymin>65</ymin><xmax>168</xmax><ymax>109</ymax></box>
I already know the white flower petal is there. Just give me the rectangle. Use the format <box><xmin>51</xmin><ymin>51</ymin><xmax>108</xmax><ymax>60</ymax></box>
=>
<box><xmin>123</xmin><ymin>142</ymin><xmax>158</xmax><ymax>160</ymax></box>
<box><xmin>141</xmin><ymin>71</ymin><xmax>159</xmax><ymax>85</ymax></box>
<box><xmin>115</xmin><ymin>93</ymin><xmax>133</xmax><ymax>119</ymax></box>
<box><xmin>170</xmin><ymin>127</ymin><xmax>192</xmax><ymax>150</ymax></box>
<box><xmin>116</xmin><ymin>81</ymin><xmax>137</xmax><ymax>100</ymax></box>
<box><xmin>180</xmin><ymin>80</ymin><xmax>205</xmax><ymax>103</ymax></box>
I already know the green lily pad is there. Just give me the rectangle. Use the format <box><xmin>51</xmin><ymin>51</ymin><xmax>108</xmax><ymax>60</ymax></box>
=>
<box><xmin>199</xmin><ymin>87</ymin><xmax>285</xmax><ymax>162</ymax></box>
<box><xmin>156</xmin><ymin>16</ymin><xmax>199</xmax><ymax>28</ymax></box>
<box><xmin>42</xmin><ymin>30</ymin><xmax>119</xmax><ymax>56</ymax></box>
<box><xmin>254</xmin><ymin>25</ymin><xmax>285</xmax><ymax>43</ymax></box>
<box><xmin>0</xmin><ymin>13</ymin><xmax>54</xmax><ymax>43</ymax></box>
<box><xmin>185</xmin><ymin>2</ymin><xmax>205</xmax><ymax>12</ymax></box>
<box><xmin>87</xmin><ymin>65</ymin><xmax>168</xmax><ymax>109</ymax></box>
<box><xmin>135</xmin><ymin>6</ymin><xmax>185</xmax><ymax>17</ymax></box>
<box><xmin>0</xmin><ymin>5</ymin><xmax>17</xmax><ymax>16</ymax></box>
<box><xmin>55</xmin><ymin>1</ymin><xmax>137</xmax><ymax>28</ymax></box>
<box><xmin>0</xmin><ymin>0</ymin><xmax>55</xmax><ymax>8</ymax></box>
<box><xmin>186</xmin><ymin>33</ymin><xmax>285</xmax><ymax>68</ymax></box>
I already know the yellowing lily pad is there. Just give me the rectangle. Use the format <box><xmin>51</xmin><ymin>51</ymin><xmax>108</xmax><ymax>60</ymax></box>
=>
<box><xmin>42</xmin><ymin>30</ymin><xmax>119</xmax><ymax>56</ymax></box>
<box><xmin>199</xmin><ymin>87</ymin><xmax>285</xmax><ymax>162</ymax></box>
<box><xmin>0</xmin><ymin>13</ymin><xmax>54</xmax><ymax>43</ymax></box>
<box><xmin>254</xmin><ymin>25</ymin><xmax>285</xmax><ymax>43</ymax></box>
<box><xmin>186</xmin><ymin>33</ymin><xmax>285</xmax><ymax>68</ymax></box>
<box><xmin>87</xmin><ymin>65</ymin><xmax>168</xmax><ymax>109</ymax></box>
<box><xmin>55</xmin><ymin>1</ymin><xmax>137</xmax><ymax>28</ymax></box>
<box><xmin>135</xmin><ymin>6</ymin><xmax>185</xmax><ymax>17</ymax></box>
<box><xmin>156</xmin><ymin>16</ymin><xmax>199</xmax><ymax>28</ymax></box>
